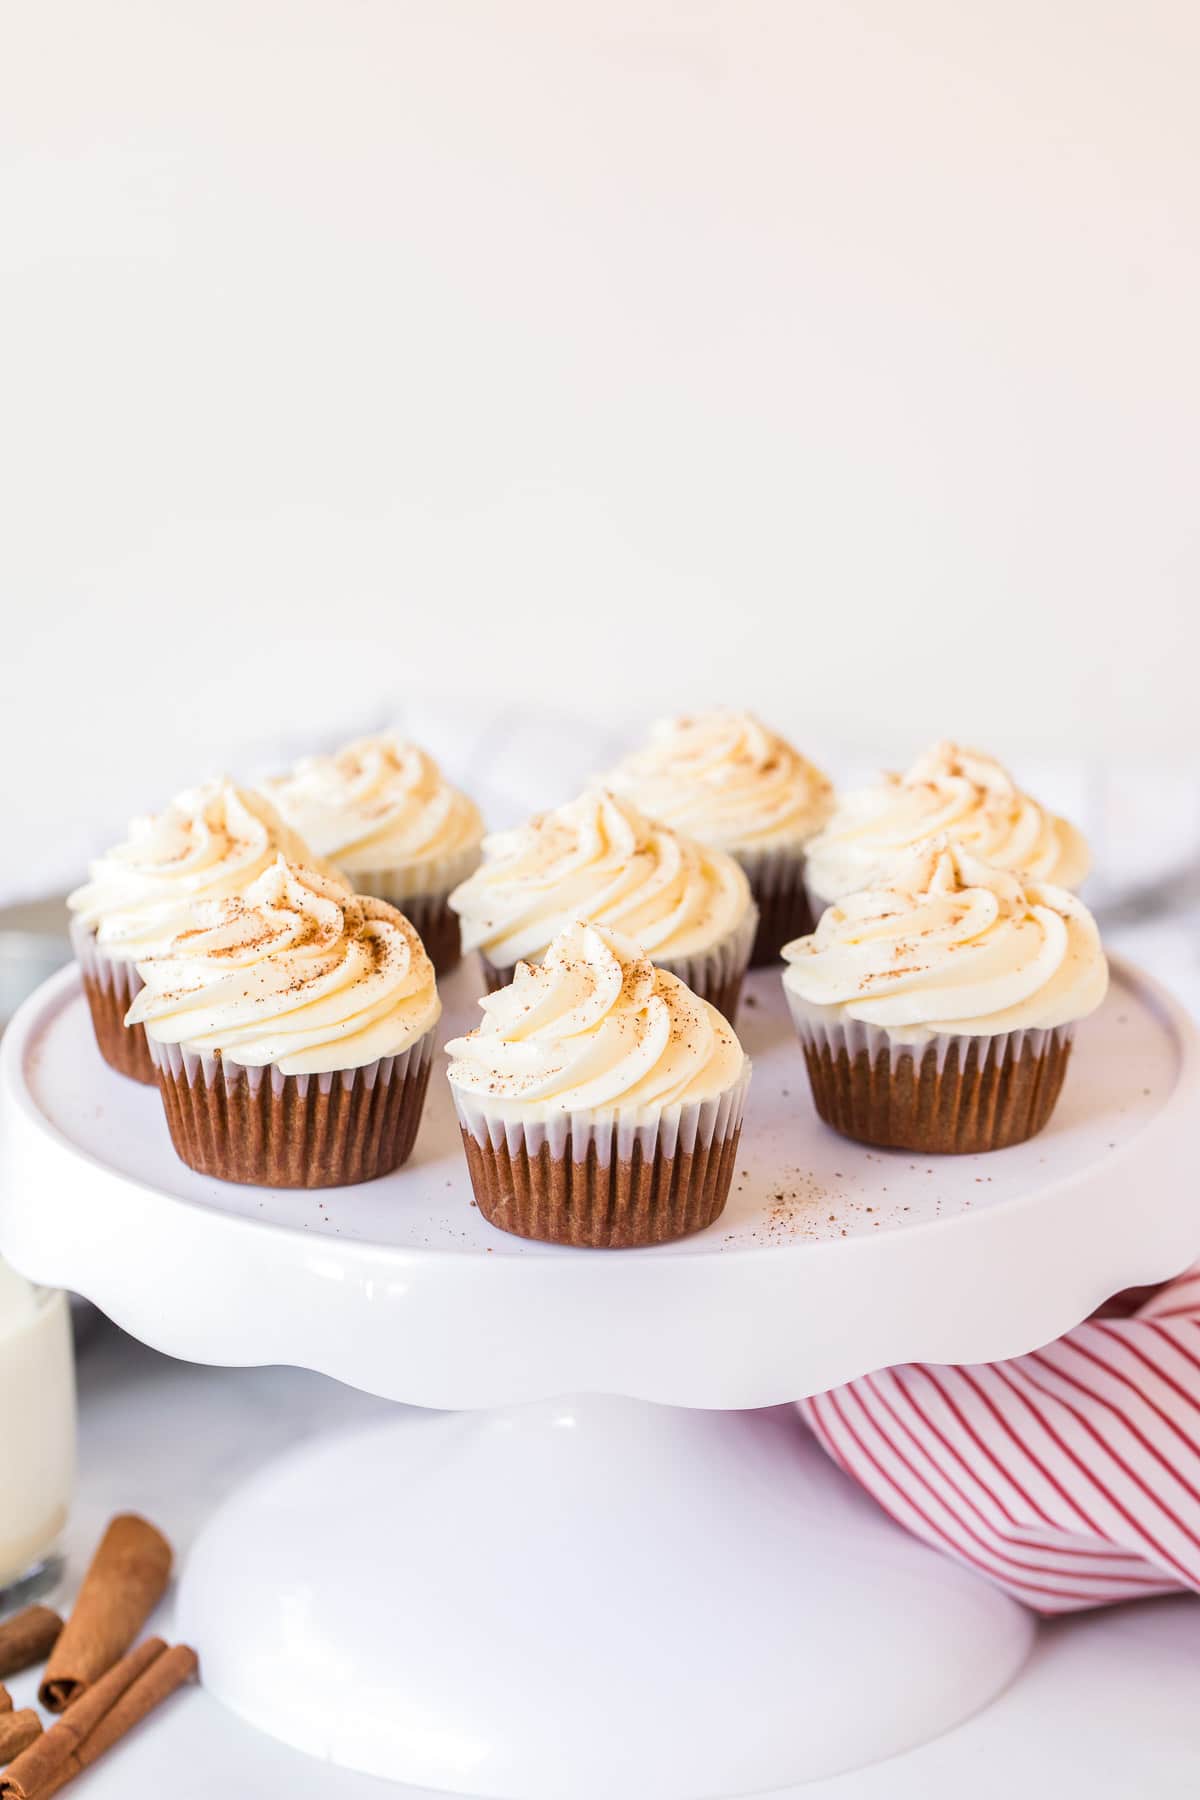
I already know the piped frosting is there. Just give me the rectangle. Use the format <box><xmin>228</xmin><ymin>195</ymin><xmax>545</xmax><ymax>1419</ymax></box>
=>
<box><xmin>782</xmin><ymin>840</ymin><xmax>1107</xmax><ymax>1041</ymax></box>
<box><xmin>805</xmin><ymin>741</ymin><xmax>1090</xmax><ymax>903</ymax></box>
<box><xmin>127</xmin><ymin>857</ymin><xmax>440</xmax><ymax>1074</ymax></box>
<box><xmin>261</xmin><ymin>731</ymin><xmax>483</xmax><ymax>894</ymax></box>
<box><xmin>445</xmin><ymin>920</ymin><xmax>747</xmax><ymax>1119</ymax></box>
<box><xmin>449</xmin><ymin>788</ymin><xmax>752</xmax><ymax>968</ymax></box>
<box><xmin>605</xmin><ymin>709</ymin><xmax>832</xmax><ymax>853</ymax></box>
<box><xmin>68</xmin><ymin>778</ymin><xmax>344</xmax><ymax>961</ymax></box>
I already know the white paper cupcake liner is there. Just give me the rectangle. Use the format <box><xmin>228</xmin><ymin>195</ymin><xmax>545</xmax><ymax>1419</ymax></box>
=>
<box><xmin>784</xmin><ymin>989</ymin><xmax>1072</xmax><ymax>1073</ymax></box>
<box><xmin>147</xmin><ymin>1024</ymin><xmax>437</xmax><ymax>1186</ymax></box>
<box><xmin>69</xmin><ymin>915</ymin><xmax>154</xmax><ymax>1082</ymax></box>
<box><xmin>69</xmin><ymin>912</ymin><xmax>140</xmax><ymax>983</ymax></box>
<box><xmin>450</xmin><ymin>1064</ymin><xmax>751</xmax><ymax>1246</ymax></box>
<box><xmin>451</xmin><ymin>1060</ymin><xmax>751</xmax><ymax>1167</ymax></box>
<box><xmin>148</xmin><ymin>1027</ymin><xmax>432</xmax><ymax>1095</ymax></box>
<box><xmin>734</xmin><ymin>842</ymin><xmax>805</xmax><ymax>900</ymax></box>
<box><xmin>653</xmin><ymin>901</ymin><xmax>758</xmax><ymax>1022</ymax></box>
<box><xmin>783</xmin><ymin>987</ymin><xmax>1076</xmax><ymax>1153</ymax></box>
<box><xmin>477</xmin><ymin>902</ymin><xmax>758</xmax><ymax>1025</ymax></box>
<box><xmin>341</xmin><ymin>840</ymin><xmax>483</xmax><ymax>908</ymax></box>
<box><xmin>723</xmin><ymin>843</ymin><xmax>818</xmax><ymax>963</ymax></box>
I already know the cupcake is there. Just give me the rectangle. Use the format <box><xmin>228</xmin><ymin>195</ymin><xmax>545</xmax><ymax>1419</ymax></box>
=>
<box><xmin>445</xmin><ymin>920</ymin><xmax>750</xmax><ymax>1247</ymax></box>
<box><xmin>448</xmin><ymin>788</ymin><xmax>757</xmax><ymax>1025</ymax></box>
<box><xmin>260</xmin><ymin>731</ymin><xmax>483</xmax><ymax>975</ymax></box>
<box><xmin>67</xmin><ymin>779</ymin><xmax>340</xmax><ymax>1085</ymax></box>
<box><xmin>127</xmin><ymin>857</ymin><xmax>440</xmax><ymax>1187</ymax></box>
<box><xmin>805</xmin><ymin>740</ymin><xmax>1090</xmax><ymax>916</ymax></box>
<box><xmin>781</xmin><ymin>841</ymin><xmax>1108</xmax><ymax>1154</ymax></box>
<box><xmin>603</xmin><ymin>709</ymin><xmax>832</xmax><ymax>965</ymax></box>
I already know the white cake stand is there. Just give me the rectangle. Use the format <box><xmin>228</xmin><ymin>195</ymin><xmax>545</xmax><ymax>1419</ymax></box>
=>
<box><xmin>2</xmin><ymin>955</ymin><xmax>1198</xmax><ymax>1798</ymax></box>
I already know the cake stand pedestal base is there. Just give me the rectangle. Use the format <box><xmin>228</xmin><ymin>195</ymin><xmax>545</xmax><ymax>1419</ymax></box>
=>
<box><xmin>178</xmin><ymin>1396</ymin><xmax>1033</xmax><ymax>1797</ymax></box>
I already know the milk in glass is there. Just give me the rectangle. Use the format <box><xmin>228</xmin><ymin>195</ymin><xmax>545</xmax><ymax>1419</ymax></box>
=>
<box><xmin>0</xmin><ymin>1258</ymin><xmax>75</xmax><ymax>1592</ymax></box>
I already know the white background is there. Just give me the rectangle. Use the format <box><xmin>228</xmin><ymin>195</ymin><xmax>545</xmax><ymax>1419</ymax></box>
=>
<box><xmin>3</xmin><ymin>0</ymin><xmax>1199</xmax><ymax>886</ymax></box>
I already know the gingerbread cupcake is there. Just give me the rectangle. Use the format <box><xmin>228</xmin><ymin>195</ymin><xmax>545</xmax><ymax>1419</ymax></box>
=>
<box><xmin>782</xmin><ymin>841</ymin><xmax>1107</xmax><ymax>1153</ymax></box>
<box><xmin>446</xmin><ymin>921</ymin><xmax>750</xmax><ymax>1246</ymax></box>
<box><xmin>67</xmin><ymin>778</ymin><xmax>339</xmax><ymax>1084</ymax></box>
<box><xmin>604</xmin><ymin>709</ymin><xmax>832</xmax><ymax>964</ymax></box>
<box><xmin>127</xmin><ymin>857</ymin><xmax>440</xmax><ymax>1187</ymax></box>
<box><xmin>805</xmin><ymin>740</ymin><xmax>1090</xmax><ymax>916</ymax></box>
<box><xmin>448</xmin><ymin>788</ymin><xmax>757</xmax><ymax>1025</ymax></box>
<box><xmin>261</xmin><ymin>731</ymin><xmax>483</xmax><ymax>974</ymax></box>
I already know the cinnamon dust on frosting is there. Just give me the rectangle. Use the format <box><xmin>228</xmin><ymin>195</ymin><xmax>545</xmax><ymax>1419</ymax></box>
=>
<box><xmin>805</xmin><ymin>740</ymin><xmax>1090</xmax><ymax>904</ymax></box>
<box><xmin>126</xmin><ymin>857</ymin><xmax>440</xmax><ymax>1074</ymax></box>
<box><xmin>448</xmin><ymin>787</ymin><xmax>752</xmax><ymax>967</ymax></box>
<box><xmin>67</xmin><ymin>779</ymin><xmax>345</xmax><ymax>960</ymax></box>
<box><xmin>783</xmin><ymin>840</ymin><xmax>1107</xmax><ymax>1042</ymax></box>
<box><xmin>603</xmin><ymin>710</ymin><xmax>833</xmax><ymax>852</ymax></box>
<box><xmin>261</xmin><ymin>731</ymin><xmax>483</xmax><ymax>892</ymax></box>
<box><xmin>445</xmin><ymin>920</ymin><xmax>747</xmax><ymax>1120</ymax></box>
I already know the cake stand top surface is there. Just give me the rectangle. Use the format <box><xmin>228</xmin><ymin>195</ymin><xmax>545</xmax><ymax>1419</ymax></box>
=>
<box><xmin>2</xmin><ymin>955</ymin><xmax>1197</xmax><ymax>1408</ymax></box>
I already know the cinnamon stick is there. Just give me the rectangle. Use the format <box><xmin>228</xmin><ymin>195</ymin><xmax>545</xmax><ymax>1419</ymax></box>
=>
<box><xmin>1</xmin><ymin>1639</ymin><xmax>165</xmax><ymax>1799</ymax></box>
<box><xmin>38</xmin><ymin>1517</ymin><xmax>171</xmax><ymax>1712</ymax></box>
<box><xmin>0</xmin><ymin>1712</ymin><xmax>41</xmax><ymax>1765</ymax></box>
<box><xmin>62</xmin><ymin>1644</ymin><xmax>197</xmax><ymax>1781</ymax></box>
<box><xmin>0</xmin><ymin>1609</ymin><xmax>62</xmax><ymax>1682</ymax></box>
<box><xmin>2</xmin><ymin>1642</ymin><xmax>196</xmax><ymax>1800</ymax></box>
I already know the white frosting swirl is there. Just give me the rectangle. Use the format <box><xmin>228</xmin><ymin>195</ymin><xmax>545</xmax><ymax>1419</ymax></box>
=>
<box><xmin>445</xmin><ymin>921</ymin><xmax>747</xmax><ymax>1118</ymax></box>
<box><xmin>806</xmin><ymin>741</ymin><xmax>1090</xmax><ymax>903</ymax></box>
<box><xmin>605</xmin><ymin>710</ymin><xmax>832</xmax><ymax>852</ymax></box>
<box><xmin>448</xmin><ymin>788</ymin><xmax>753</xmax><ymax>967</ymax></box>
<box><xmin>261</xmin><ymin>732</ymin><xmax>483</xmax><ymax>893</ymax></box>
<box><xmin>68</xmin><ymin>779</ymin><xmax>344</xmax><ymax>961</ymax></box>
<box><xmin>127</xmin><ymin>858</ymin><xmax>441</xmax><ymax>1074</ymax></box>
<box><xmin>782</xmin><ymin>842</ymin><xmax>1107</xmax><ymax>1040</ymax></box>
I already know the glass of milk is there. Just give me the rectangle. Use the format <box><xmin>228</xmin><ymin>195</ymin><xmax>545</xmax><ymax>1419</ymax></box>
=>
<box><xmin>0</xmin><ymin>1257</ymin><xmax>75</xmax><ymax>1605</ymax></box>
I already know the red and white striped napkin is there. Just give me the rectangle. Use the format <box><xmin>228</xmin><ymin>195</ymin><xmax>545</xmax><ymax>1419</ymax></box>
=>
<box><xmin>799</xmin><ymin>1265</ymin><xmax>1200</xmax><ymax>1613</ymax></box>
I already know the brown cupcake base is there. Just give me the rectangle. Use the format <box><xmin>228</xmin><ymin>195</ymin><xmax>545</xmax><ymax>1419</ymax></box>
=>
<box><xmin>351</xmin><ymin>850</ymin><xmax>481</xmax><ymax>977</ymax></box>
<box><xmin>691</xmin><ymin>965</ymin><xmax>746</xmax><ymax>1027</ymax></box>
<box><xmin>747</xmin><ymin>879</ymin><xmax>815</xmax><ymax>967</ymax></box>
<box><xmin>396</xmin><ymin>891</ymin><xmax>463</xmax><ymax>977</ymax></box>
<box><xmin>799</xmin><ymin>1027</ymin><xmax>1073</xmax><ymax>1154</ymax></box>
<box><xmin>80</xmin><ymin>969</ymin><xmax>156</xmax><ymax>1084</ymax></box>
<box><xmin>71</xmin><ymin>922</ymin><xmax>156</xmax><ymax>1084</ymax></box>
<box><xmin>478</xmin><ymin>953</ymin><xmax>746</xmax><ymax>1028</ymax></box>
<box><xmin>150</xmin><ymin>1034</ymin><xmax>435</xmax><ymax>1187</ymax></box>
<box><xmin>459</xmin><ymin>1119</ymin><xmax>743</xmax><ymax>1247</ymax></box>
<box><xmin>733</xmin><ymin>847</ymin><xmax>814</xmax><ymax>966</ymax></box>
<box><xmin>479</xmin><ymin>957</ymin><xmax>517</xmax><ymax>997</ymax></box>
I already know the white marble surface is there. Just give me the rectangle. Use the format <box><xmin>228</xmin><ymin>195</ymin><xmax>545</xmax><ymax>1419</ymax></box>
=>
<box><xmin>0</xmin><ymin>1317</ymin><xmax>1195</xmax><ymax>1799</ymax></box>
